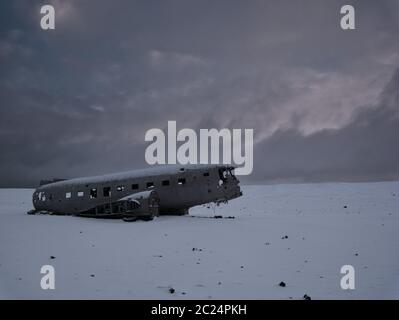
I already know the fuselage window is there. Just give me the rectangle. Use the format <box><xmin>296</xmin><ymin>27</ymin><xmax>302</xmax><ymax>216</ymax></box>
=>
<box><xmin>178</xmin><ymin>178</ymin><xmax>186</xmax><ymax>185</ymax></box>
<box><xmin>146</xmin><ymin>182</ymin><xmax>154</xmax><ymax>188</ymax></box>
<box><xmin>132</xmin><ymin>183</ymin><xmax>139</xmax><ymax>190</ymax></box>
<box><xmin>162</xmin><ymin>180</ymin><xmax>170</xmax><ymax>186</ymax></box>
<box><xmin>77</xmin><ymin>191</ymin><xmax>84</xmax><ymax>197</ymax></box>
<box><xmin>90</xmin><ymin>188</ymin><xmax>97</xmax><ymax>199</ymax></box>
<box><xmin>38</xmin><ymin>192</ymin><xmax>46</xmax><ymax>201</ymax></box>
<box><xmin>218</xmin><ymin>169</ymin><xmax>228</xmax><ymax>183</ymax></box>
<box><xmin>103</xmin><ymin>187</ymin><xmax>111</xmax><ymax>197</ymax></box>
<box><xmin>117</xmin><ymin>185</ymin><xmax>125</xmax><ymax>192</ymax></box>
<box><xmin>65</xmin><ymin>192</ymin><xmax>72</xmax><ymax>199</ymax></box>
<box><xmin>203</xmin><ymin>172</ymin><xmax>209</xmax><ymax>177</ymax></box>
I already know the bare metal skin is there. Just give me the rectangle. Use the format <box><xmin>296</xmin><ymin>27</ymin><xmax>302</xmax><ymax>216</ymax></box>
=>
<box><xmin>31</xmin><ymin>164</ymin><xmax>242</xmax><ymax>218</ymax></box>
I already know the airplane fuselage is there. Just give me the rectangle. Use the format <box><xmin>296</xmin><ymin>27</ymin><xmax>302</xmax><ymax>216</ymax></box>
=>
<box><xmin>32</xmin><ymin>164</ymin><xmax>242</xmax><ymax>216</ymax></box>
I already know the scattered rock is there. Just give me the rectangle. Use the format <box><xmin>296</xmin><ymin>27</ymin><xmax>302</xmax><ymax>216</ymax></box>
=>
<box><xmin>281</xmin><ymin>235</ymin><xmax>288</xmax><ymax>239</ymax></box>
<box><xmin>355</xmin><ymin>253</ymin><xmax>359</xmax><ymax>256</ymax></box>
<box><xmin>169</xmin><ymin>288</ymin><xmax>175</xmax><ymax>294</ymax></box>
<box><xmin>213</xmin><ymin>215</ymin><xmax>223</xmax><ymax>219</ymax></box>
<box><xmin>217</xmin><ymin>281</ymin><xmax>222</xmax><ymax>285</ymax></box>
<box><xmin>303</xmin><ymin>294</ymin><xmax>311</xmax><ymax>300</ymax></box>
<box><xmin>50</xmin><ymin>256</ymin><xmax>56</xmax><ymax>259</ymax></box>
<box><xmin>343</xmin><ymin>205</ymin><xmax>348</xmax><ymax>209</ymax></box>
<box><xmin>265</xmin><ymin>242</ymin><xmax>270</xmax><ymax>246</ymax></box>
<box><xmin>90</xmin><ymin>274</ymin><xmax>95</xmax><ymax>278</ymax></box>
<box><xmin>240</xmin><ymin>266</ymin><xmax>244</xmax><ymax>269</ymax></box>
<box><xmin>279</xmin><ymin>281</ymin><xmax>286</xmax><ymax>287</ymax></box>
<box><xmin>181</xmin><ymin>292</ymin><xmax>186</xmax><ymax>295</ymax></box>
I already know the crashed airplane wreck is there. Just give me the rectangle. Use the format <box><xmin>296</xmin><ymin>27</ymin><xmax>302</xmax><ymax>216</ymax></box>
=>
<box><xmin>28</xmin><ymin>164</ymin><xmax>242</xmax><ymax>221</ymax></box>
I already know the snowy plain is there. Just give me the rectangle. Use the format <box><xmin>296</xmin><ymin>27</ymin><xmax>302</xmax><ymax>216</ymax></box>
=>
<box><xmin>0</xmin><ymin>182</ymin><xmax>398</xmax><ymax>299</ymax></box>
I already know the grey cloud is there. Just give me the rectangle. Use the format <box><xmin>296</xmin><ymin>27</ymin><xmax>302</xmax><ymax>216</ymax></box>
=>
<box><xmin>0</xmin><ymin>0</ymin><xmax>398</xmax><ymax>187</ymax></box>
<box><xmin>250</xmin><ymin>68</ymin><xmax>399</xmax><ymax>183</ymax></box>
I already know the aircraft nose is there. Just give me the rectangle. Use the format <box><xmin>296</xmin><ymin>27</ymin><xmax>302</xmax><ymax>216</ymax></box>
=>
<box><xmin>225</xmin><ymin>179</ymin><xmax>242</xmax><ymax>200</ymax></box>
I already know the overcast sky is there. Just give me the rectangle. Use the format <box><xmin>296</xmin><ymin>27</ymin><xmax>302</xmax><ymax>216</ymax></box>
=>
<box><xmin>0</xmin><ymin>0</ymin><xmax>398</xmax><ymax>187</ymax></box>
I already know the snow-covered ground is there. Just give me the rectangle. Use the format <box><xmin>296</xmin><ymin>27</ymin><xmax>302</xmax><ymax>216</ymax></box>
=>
<box><xmin>0</xmin><ymin>182</ymin><xmax>398</xmax><ymax>299</ymax></box>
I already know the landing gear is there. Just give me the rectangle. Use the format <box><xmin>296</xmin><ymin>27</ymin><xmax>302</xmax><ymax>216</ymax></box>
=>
<box><xmin>122</xmin><ymin>216</ymin><xmax>138</xmax><ymax>222</ymax></box>
<box><xmin>140</xmin><ymin>215</ymin><xmax>154</xmax><ymax>221</ymax></box>
<box><xmin>122</xmin><ymin>214</ymin><xmax>154</xmax><ymax>222</ymax></box>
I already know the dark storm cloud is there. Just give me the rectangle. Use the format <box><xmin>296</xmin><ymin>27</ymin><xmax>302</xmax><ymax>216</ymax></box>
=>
<box><xmin>251</xmin><ymin>68</ymin><xmax>399</xmax><ymax>183</ymax></box>
<box><xmin>0</xmin><ymin>0</ymin><xmax>398</xmax><ymax>187</ymax></box>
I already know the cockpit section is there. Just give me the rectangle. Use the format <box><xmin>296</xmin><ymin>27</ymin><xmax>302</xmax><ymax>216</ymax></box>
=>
<box><xmin>215</xmin><ymin>166</ymin><xmax>242</xmax><ymax>202</ymax></box>
<box><xmin>218</xmin><ymin>166</ymin><xmax>237</xmax><ymax>185</ymax></box>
